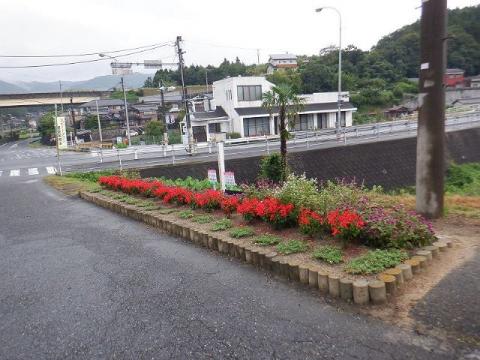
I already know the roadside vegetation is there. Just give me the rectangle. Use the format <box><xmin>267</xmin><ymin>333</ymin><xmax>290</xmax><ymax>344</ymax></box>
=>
<box><xmin>46</xmin><ymin>159</ymin><xmax>479</xmax><ymax>278</ymax></box>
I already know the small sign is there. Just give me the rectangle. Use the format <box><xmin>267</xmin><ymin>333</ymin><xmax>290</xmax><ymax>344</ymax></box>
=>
<box><xmin>165</xmin><ymin>114</ymin><xmax>176</xmax><ymax>124</ymax></box>
<box><xmin>116</xmin><ymin>136</ymin><xmax>123</xmax><ymax>144</ymax></box>
<box><xmin>208</xmin><ymin>169</ymin><xmax>218</xmax><ymax>183</ymax></box>
<box><xmin>55</xmin><ymin>117</ymin><xmax>67</xmax><ymax>149</ymax></box>
<box><xmin>224</xmin><ymin>171</ymin><xmax>236</xmax><ymax>186</ymax></box>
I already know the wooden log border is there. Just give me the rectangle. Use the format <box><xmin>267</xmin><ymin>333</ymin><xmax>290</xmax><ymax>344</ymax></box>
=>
<box><xmin>79</xmin><ymin>191</ymin><xmax>453</xmax><ymax>306</ymax></box>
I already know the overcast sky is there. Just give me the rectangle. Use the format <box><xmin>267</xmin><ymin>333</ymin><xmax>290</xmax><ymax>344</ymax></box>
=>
<box><xmin>0</xmin><ymin>0</ymin><xmax>478</xmax><ymax>83</ymax></box>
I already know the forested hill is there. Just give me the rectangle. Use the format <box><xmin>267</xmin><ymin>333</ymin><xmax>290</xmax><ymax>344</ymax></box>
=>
<box><xmin>373</xmin><ymin>5</ymin><xmax>480</xmax><ymax>77</ymax></box>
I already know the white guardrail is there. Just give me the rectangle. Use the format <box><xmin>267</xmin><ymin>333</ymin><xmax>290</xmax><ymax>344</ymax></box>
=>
<box><xmin>81</xmin><ymin>111</ymin><xmax>480</xmax><ymax>170</ymax></box>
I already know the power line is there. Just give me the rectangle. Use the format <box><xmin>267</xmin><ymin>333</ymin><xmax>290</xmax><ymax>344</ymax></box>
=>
<box><xmin>0</xmin><ymin>42</ymin><xmax>173</xmax><ymax>58</ymax></box>
<box><xmin>0</xmin><ymin>43</ymin><xmax>174</xmax><ymax>69</ymax></box>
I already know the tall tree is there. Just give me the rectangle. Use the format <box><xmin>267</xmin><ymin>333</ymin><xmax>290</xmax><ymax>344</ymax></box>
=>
<box><xmin>262</xmin><ymin>84</ymin><xmax>304</xmax><ymax>181</ymax></box>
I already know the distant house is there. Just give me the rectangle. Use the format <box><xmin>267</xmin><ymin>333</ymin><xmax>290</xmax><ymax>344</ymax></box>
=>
<box><xmin>129</xmin><ymin>104</ymin><xmax>159</xmax><ymax>125</ymax></box>
<box><xmin>266</xmin><ymin>54</ymin><xmax>298</xmax><ymax>75</ymax></box>
<box><xmin>469</xmin><ymin>75</ymin><xmax>480</xmax><ymax>88</ymax></box>
<box><xmin>180</xmin><ymin>76</ymin><xmax>356</xmax><ymax>144</ymax></box>
<box><xmin>384</xmin><ymin>105</ymin><xmax>415</xmax><ymax>119</ymax></box>
<box><xmin>444</xmin><ymin>68</ymin><xmax>465</xmax><ymax>88</ymax></box>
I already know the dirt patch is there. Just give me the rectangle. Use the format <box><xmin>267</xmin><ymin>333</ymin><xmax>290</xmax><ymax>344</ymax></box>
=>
<box><xmin>359</xmin><ymin>219</ymin><xmax>479</xmax><ymax>330</ymax></box>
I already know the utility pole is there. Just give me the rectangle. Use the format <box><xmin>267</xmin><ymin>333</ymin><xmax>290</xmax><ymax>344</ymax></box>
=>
<box><xmin>95</xmin><ymin>99</ymin><xmax>104</xmax><ymax>163</ymax></box>
<box><xmin>416</xmin><ymin>0</ymin><xmax>447</xmax><ymax>219</ymax></box>
<box><xmin>54</xmin><ymin>104</ymin><xmax>62</xmax><ymax>176</ymax></box>
<box><xmin>121</xmin><ymin>77</ymin><xmax>132</xmax><ymax>146</ymax></box>
<box><xmin>257</xmin><ymin>49</ymin><xmax>260</xmax><ymax>65</ymax></box>
<box><xmin>59</xmin><ymin>81</ymin><xmax>64</xmax><ymax>113</ymax></box>
<box><xmin>70</xmin><ymin>97</ymin><xmax>77</xmax><ymax>144</ymax></box>
<box><xmin>176</xmin><ymin>35</ymin><xmax>194</xmax><ymax>154</ymax></box>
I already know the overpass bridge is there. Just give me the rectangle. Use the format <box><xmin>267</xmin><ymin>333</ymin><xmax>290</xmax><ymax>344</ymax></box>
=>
<box><xmin>0</xmin><ymin>90</ymin><xmax>113</xmax><ymax>108</ymax></box>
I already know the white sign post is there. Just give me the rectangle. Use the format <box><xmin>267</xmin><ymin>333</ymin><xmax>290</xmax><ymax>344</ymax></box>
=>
<box><xmin>208</xmin><ymin>169</ymin><xmax>218</xmax><ymax>189</ymax></box>
<box><xmin>217</xmin><ymin>141</ymin><xmax>226</xmax><ymax>191</ymax></box>
<box><xmin>55</xmin><ymin>116</ymin><xmax>67</xmax><ymax>150</ymax></box>
<box><xmin>224</xmin><ymin>171</ymin><xmax>236</xmax><ymax>188</ymax></box>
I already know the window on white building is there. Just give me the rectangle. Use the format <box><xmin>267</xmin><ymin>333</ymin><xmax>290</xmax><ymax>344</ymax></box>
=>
<box><xmin>317</xmin><ymin>113</ymin><xmax>328</xmax><ymax>129</ymax></box>
<box><xmin>243</xmin><ymin>117</ymin><xmax>270</xmax><ymax>137</ymax></box>
<box><xmin>237</xmin><ymin>85</ymin><xmax>262</xmax><ymax>101</ymax></box>
<box><xmin>294</xmin><ymin>114</ymin><xmax>314</xmax><ymax>131</ymax></box>
<box><xmin>208</xmin><ymin>123</ymin><xmax>221</xmax><ymax>133</ymax></box>
<box><xmin>335</xmin><ymin>112</ymin><xmax>347</xmax><ymax>127</ymax></box>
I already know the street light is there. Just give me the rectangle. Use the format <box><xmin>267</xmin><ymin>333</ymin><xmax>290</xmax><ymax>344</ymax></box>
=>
<box><xmin>99</xmin><ymin>53</ymin><xmax>132</xmax><ymax>146</ymax></box>
<box><xmin>316</xmin><ymin>6</ymin><xmax>343</xmax><ymax>141</ymax></box>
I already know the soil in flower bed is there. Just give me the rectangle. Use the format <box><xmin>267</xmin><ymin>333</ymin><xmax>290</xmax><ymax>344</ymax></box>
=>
<box><xmin>94</xmin><ymin>189</ymin><xmax>416</xmax><ymax>281</ymax></box>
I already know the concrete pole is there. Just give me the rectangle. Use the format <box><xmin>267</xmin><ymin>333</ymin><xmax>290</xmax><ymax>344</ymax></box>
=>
<box><xmin>95</xmin><ymin>99</ymin><xmax>104</xmax><ymax>162</ymax></box>
<box><xmin>218</xmin><ymin>141</ymin><xmax>226</xmax><ymax>191</ymax></box>
<box><xmin>53</xmin><ymin>104</ymin><xmax>62</xmax><ymax>176</ymax></box>
<box><xmin>121</xmin><ymin>77</ymin><xmax>131</xmax><ymax>146</ymax></box>
<box><xmin>416</xmin><ymin>0</ymin><xmax>447</xmax><ymax>219</ymax></box>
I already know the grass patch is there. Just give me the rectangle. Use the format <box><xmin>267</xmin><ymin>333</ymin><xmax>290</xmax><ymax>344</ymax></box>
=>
<box><xmin>193</xmin><ymin>215</ymin><xmax>215</xmax><ymax>224</ymax></box>
<box><xmin>276</xmin><ymin>240</ymin><xmax>308</xmax><ymax>255</ymax></box>
<box><xmin>345</xmin><ymin>249</ymin><xmax>408</xmax><ymax>275</ymax></box>
<box><xmin>229</xmin><ymin>227</ymin><xmax>255</xmax><ymax>238</ymax></box>
<box><xmin>445</xmin><ymin>162</ymin><xmax>480</xmax><ymax>196</ymax></box>
<box><xmin>312</xmin><ymin>246</ymin><xmax>343</xmax><ymax>264</ymax></box>
<box><xmin>158</xmin><ymin>208</ymin><xmax>177</xmax><ymax>215</ymax></box>
<box><xmin>254</xmin><ymin>234</ymin><xmax>281</xmax><ymax>246</ymax></box>
<box><xmin>211</xmin><ymin>218</ymin><xmax>233</xmax><ymax>232</ymax></box>
<box><xmin>178</xmin><ymin>210</ymin><xmax>195</xmax><ymax>219</ymax></box>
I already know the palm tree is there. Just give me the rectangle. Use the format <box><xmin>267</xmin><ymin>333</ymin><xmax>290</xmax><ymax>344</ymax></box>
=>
<box><xmin>262</xmin><ymin>83</ymin><xmax>304</xmax><ymax>181</ymax></box>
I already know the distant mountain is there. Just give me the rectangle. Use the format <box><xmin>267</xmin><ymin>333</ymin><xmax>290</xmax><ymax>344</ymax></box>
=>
<box><xmin>0</xmin><ymin>73</ymin><xmax>151</xmax><ymax>94</ymax></box>
<box><xmin>373</xmin><ymin>5</ymin><xmax>480</xmax><ymax>77</ymax></box>
<box><xmin>0</xmin><ymin>80</ymin><xmax>27</xmax><ymax>94</ymax></box>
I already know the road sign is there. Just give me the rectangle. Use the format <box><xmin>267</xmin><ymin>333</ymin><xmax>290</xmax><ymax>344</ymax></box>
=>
<box><xmin>224</xmin><ymin>171</ymin><xmax>236</xmax><ymax>186</ymax></box>
<box><xmin>165</xmin><ymin>114</ymin><xmax>176</xmax><ymax>124</ymax></box>
<box><xmin>144</xmin><ymin>60</ymin><xmax>163</xmax><ymax>69</ymax></box>
<box><xmin>208</xmin><ymin>169</ymin><xmax>217</xmax><ymax>184</ymax></box>
<box><xmin>55</xmin><ymin>116</ymin><xmax>67</xmax><ymax>149</ymax></box>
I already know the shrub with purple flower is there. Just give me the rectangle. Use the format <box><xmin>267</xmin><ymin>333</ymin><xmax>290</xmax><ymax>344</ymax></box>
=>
<box><xmin>362</xmin><ymin>205</ymin><xmax>436</xmax><ymax>249</ymax></box>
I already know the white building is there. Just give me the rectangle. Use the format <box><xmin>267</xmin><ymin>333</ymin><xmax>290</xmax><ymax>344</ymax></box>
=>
<box><xmin>267</xmin><ymin>54</ymin><xmax>298</xmax><ymax>74</ymax></box>
<box><xmin>181</xmin><ymin>76</ymin><xmax>356</xmax><ymax>144</ymax></box>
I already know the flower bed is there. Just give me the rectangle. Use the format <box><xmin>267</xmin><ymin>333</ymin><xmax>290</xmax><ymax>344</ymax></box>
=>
<box><xmin>98</xmin><ymin>174</ymin><xmax>437</xmax><ymax>277</ymax></box>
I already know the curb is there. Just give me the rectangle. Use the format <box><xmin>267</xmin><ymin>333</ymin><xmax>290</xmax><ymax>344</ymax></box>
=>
<box><xmin>79</xmin><ymin>191</ymin><xmax>453</xmax><ymax>306</ymax></box>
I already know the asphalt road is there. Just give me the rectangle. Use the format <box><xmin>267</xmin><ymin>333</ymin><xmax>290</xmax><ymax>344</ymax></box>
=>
<box><xmin>0</xmin><ymin>170</ymin><xmax>477</xmax><ymax>358</ymax></box>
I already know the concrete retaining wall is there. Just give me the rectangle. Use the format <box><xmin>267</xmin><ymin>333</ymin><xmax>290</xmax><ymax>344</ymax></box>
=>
<box><xmin>140</xmin><ymin>128</ymin><xmax>480</xmax><ymax>190</ymax></box>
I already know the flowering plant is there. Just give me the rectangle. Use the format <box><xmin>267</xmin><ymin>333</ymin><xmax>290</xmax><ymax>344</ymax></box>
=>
<box><xmin>326</xmin><ymin>209</ymin><xmax>365</xmax><ymax>244</ymax></box>
<box><xmin>221</xmin><ymin>196</ymin><xmax>240</xmax><ymax>216</ymax></box>
<box><xmin>192</xmin><ymin>189</ymin><xmax>224</xmax><ymax>211</ymax></box>
<box><xmin>237</xmin><ymin>197</ymin><xmax>295</xmax><ymax>229</ymax></box>
<box><xmin>298</xmin><ymin>208</ymin><xmax>325</xmax><ymax>236</ymax></box>
<box><xmin>362</xmin><ymin>205</ymin><xmax>435</xmax><ymax>249</ymax></box>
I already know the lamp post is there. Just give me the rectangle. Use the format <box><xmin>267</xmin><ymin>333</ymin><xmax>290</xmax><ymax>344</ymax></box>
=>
<box><xmin>316</xmin><ymin>6</ymin><xmax>343</xmax><ymax>140</ymax></box>
<box><xmin>99</xmin><ymin>53</ymin><xmax>132</xmax><ymax>146</ymax></box>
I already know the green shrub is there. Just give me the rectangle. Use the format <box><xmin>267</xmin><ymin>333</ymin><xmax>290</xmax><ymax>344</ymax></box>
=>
<box><xmin>259</xmin><ymin>153</ymin><xmax>286</xmax><ymax>183</ymax></box>
<box><xmin>276</xmin><ymin>173</ymin><xmax>319</xmax><ymax>209</ymax></box>
<box><xmin>65</xmin><ymin>170</ymin><xmax>116</xmax><ymax>183</ymax></box>
<box><xmin>116</xmin><ymin>142</ymin><xmax>128</xmax><ymax>149</ymax></box>
<box><xmin>193</xmin><ymin>215</ymin><xmax>214</xmax><ymax>224</ymax></box>
<box><xmin>230</xmin><ymin>227</ymin><xmax>255</xmax><ymax>238</ymax></box>
<box><xmin>178</xmin><ymin>210</ymin><xmax>194</xmax><ymax>219</ymax></box>
<box><xmin>276</xmin><ymin>240</ymin><xmax>308</xmax><ymax>255</ymax></box>
<box><xmin>345</xmin><ymin>249</ymin><xmax>409</xmax><ymax>274</ymax></box>
<box><xmin>211</xmin><ymin>218</ymin><xmax>233</xmax><ymax>231</ymax></box>
<box><xmin>254</xmin><ymin>234</ymin><xmax>281</xmax><ymax>246</ymax></box>
<box><xmin>312</xmin><ymin>246</ymin><xmax>343</xmax><ymax>264</ymax></box>
<box><xmin>227</xmin><ymin>132</ymin><xmax>241</xmax><ymax>139</ymax></box>
<box><xmin>446</xmin><ymin>162</ymin><xmax>480</xmax><ymax>196</ymax></box>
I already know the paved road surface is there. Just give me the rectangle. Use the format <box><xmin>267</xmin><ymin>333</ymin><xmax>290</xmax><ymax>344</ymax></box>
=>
<box><xmin>0</xmin><ymin>174</ymin><xmax>478</xmax><ymax>359</ymax></box>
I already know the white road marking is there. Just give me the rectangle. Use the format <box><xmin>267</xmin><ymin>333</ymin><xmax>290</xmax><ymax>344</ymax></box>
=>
<box><xmin>28</xmin><ymin>168</ymin><xmax>39</xmax><ymax>175</ymax></box>
<box><xmin>10</xmin><ymin>169</ymin><xmax>20</xmax><ymax>176</ymax></box>
<box><xmin>46</xmin><ymin>166</ymin><xmax>56</xmax><ymax>174</ymax></box>
<box><xmin>0</xmin><ymin>170</ymin><xmax>3</xmax><ymax>176</ymax></box>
